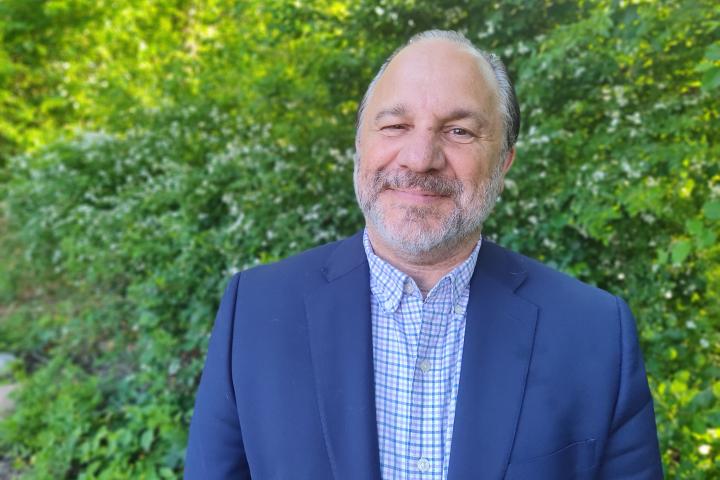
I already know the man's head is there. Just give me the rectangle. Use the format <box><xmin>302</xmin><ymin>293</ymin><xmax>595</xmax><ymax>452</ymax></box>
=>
<box><xmin>354</xmin><ymin>30</ymin><xmax>520</xmax><ymax>261</ymax></box>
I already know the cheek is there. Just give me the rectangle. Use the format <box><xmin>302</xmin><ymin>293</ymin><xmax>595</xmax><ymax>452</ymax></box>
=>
<box><xmin>359</xmin><ymin>138</ymin><xmax>400</xmax><ymax>170</ymax></box>
<box><xmin>454</xmin><ymin>167</ymin><xmax>488</xmax><ymax>199</ymax></box>
<box><xmin>454</xmin><ymin>154</ymin><xmax>496</xmax><ymax>184</ymax></box>
<box><xmin>355</xmin><ymin>162</ymin><xmax>374</xmax><ymax>189</ymax></box>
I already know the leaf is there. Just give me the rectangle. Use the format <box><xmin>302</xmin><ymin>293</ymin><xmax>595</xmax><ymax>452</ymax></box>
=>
<box><xmin>140</xmin><ymin>429</ymin><xmax>154</xmax><ymax>452</ymax></box>
<box><xmin>685</xmin><ymin>218</ymin><xmax>703</xmax><ymax>236</ymax></box>
<box><xmin>705</xmin><ymin>43</ymin><xmax>720</xmax><ymax>62</ymax></box>
<box><xmin>696</xmin><ymin>230</ymin><xmax>717</xmax><ymax>249</ymax></box>
<box><xmin>703</xmin><ymin>200</ymin><xmax>720</xmax><ymax>220</ymax></box>
<box><xmin>701</xmin><ymin>68</ymin><xmax>720</xmax><ymax>91</ymax></box>
<box><xmin>712</xmin><ymin>382</ymin><xmax>720</xmax><ymax>399</ymax></box>
<box><xmin>159</xmin><ymin>468</ymin><xmax>175</xmax><ymax>479</ymax></box>
<box><xmin>671</xmin><ymin>240</ymin><xmax>692</xmax><ymax>264</ymax></box>
<box><xmin>684</xmin><ymin>219</ymin><xmax>716</xmax><ymax>249</ymax></box>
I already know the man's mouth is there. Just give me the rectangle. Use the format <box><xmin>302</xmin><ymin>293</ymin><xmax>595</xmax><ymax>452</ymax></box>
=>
<box><xmin>370</xmin><ymin>171</ymin><xmax>462</xmax><ymax>201</ymax></box>
<box><xmin>384</xmin><ymin>188</ymin><xmax>449</xmax><ymax>202</ymax></box>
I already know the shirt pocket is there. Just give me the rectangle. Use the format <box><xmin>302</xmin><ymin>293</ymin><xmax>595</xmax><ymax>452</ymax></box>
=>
<box><xmin>505</xmin><ymin>439</ymin><xmax>597</xmax><ymax>480</ymax></box>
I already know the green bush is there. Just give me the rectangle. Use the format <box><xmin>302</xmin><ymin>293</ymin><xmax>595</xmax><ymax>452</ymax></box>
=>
<box><xmin>1</xmin><ymin>102</ymin><xmax>361</xmax><ymax>477</ymax></box>
<box><xmin>1</xmin><ymin>0</ymin><xmax>718</xmax><ymax>478</ymax></box>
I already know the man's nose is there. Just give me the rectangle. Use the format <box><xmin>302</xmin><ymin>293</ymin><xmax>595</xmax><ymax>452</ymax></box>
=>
<box><xmin>396</xmin><ymin>129</ymin><xmax>446</xmax><ymax>172</ymax></box>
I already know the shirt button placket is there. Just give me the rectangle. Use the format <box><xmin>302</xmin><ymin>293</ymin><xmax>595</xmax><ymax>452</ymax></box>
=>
<box><xmin>408</xmin><ymin>371</ymin><xmax>423</xmax><ymax>476</ymax></box>
<box><xmin>418</xmin><ymin>358</ymin><xmax>431</xmax><ymax>374</ymax></box>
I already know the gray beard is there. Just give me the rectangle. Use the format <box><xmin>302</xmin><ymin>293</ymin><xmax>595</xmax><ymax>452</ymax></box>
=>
<box><xmin>353</xmin><ymin>158</ymin><xmax>505</xmax><ymax>257</ymax></box>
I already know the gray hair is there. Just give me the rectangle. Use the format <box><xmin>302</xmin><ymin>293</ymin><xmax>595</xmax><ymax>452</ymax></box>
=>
<box><xmin>355</xmin><ymin>30</ymin><xmax>520</xmax><ymax>155</ymax></box>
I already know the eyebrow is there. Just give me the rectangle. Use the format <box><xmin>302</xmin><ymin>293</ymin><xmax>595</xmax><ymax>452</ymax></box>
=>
<box><xmin>374</xmin><ymin>104</ymin><xmax>408</xmax><ymax>124</ymax></box>
<box><xmin>444</xmin><ymin>108</ymin><xmax>489</xmax><ymax>128</ymax></box>
<box><xmin>373</xmin><ymin>104</ymin><xmax>488</xmax><ymax>128</ymax></box>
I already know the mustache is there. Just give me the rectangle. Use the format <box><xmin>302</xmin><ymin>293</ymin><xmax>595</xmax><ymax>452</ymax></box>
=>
<box><xmin>370</xmin><ymin>171</ymin><xmax>464</xmax><ymax>197</ymax></box>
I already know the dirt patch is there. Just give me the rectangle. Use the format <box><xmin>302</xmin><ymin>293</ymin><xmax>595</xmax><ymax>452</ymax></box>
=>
<box><xmin>0</xmin><ymin>382</ymin><xmax>20</xmax><ymax>479</ymax></box>
<box><xmin>0</xmin><ymin>384</ymin><xmax>17</xmax><ymax>418</ymax></box>
<box><xmin>0</xmin><ymin>457</ymin><xmax>18</xmax><ymax>480</ymax></box>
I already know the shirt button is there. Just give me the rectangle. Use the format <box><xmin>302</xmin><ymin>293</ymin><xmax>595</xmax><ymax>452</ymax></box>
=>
<box><xmin>418</xmin><ymin>358</ymin><xmax>431</xmax><ymax>374</ymax></box>
<box><xmin>454</xmin><ymin>304</ymin><xmax>463</xmax><ymax>315</ymax></box>
<box><xmin>404</xmin><ymin>283</ymin><xmax>414</xmax><ymax>294</ymax></box>
<box><xmin>417</xmin><ymin>457</ymin><xmax>430</xmax><ymax>472</ymax></box>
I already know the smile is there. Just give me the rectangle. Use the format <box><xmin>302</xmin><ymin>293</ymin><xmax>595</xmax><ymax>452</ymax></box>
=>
<box><xmin>385</xmin><ymin>188</ymin><xmax>449</xmax><ymax>203</ymax></box>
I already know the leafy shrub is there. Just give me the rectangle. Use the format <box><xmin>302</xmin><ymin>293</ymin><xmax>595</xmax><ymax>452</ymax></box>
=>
<box><xmin>1</xmin><ymin>0</ymin><xmax>718</xmax><ymax>478</ymax></box>
<box><xmin>1</xmin><ymin>101</ymin><xmax>361</xmax><ymax>477</ymax></box>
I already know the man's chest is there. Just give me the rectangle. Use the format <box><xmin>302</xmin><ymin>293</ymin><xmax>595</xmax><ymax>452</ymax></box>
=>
<box><xmin>371</xmin><ymin>285</ymin><xmax>469</xmax><ymax>480</ymax></box>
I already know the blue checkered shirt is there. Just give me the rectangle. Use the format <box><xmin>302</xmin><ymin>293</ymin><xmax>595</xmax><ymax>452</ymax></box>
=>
<box><xmin>363</xmin><ymin>230</ymin><xmax>481</xmax><ymax>480</ymax></box>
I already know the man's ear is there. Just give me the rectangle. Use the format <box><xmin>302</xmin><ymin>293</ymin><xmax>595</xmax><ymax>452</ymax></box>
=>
<box><xmin>502</xmin><ymin>147</ymin><xmax>516</xmax><ymax>174</ymax></box>
<box><xmin>498</xmin><ymin>147</ymin><xmax>516</xmax><ymax>195</ymax></box>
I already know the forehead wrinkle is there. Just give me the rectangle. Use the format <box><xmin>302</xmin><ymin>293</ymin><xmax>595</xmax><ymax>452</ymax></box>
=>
<box><xmin>374</xmin><ymin>103</ymin><xmax>408</xmax><ymax>124</ymax></box>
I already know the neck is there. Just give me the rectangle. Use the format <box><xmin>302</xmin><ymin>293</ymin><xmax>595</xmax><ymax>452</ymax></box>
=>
<box><xmin>366</xmin><ymin>227</ymin><xmax>480</xmax><ymax>296</ymax></box>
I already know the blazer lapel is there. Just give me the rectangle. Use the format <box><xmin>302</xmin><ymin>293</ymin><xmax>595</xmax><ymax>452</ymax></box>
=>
<box><xmin>304</xmin><ymin>232</ymin><xmax>382</xmax><ymax>480</ymax></box>
<box><xmin>448</xmin><ymin>241</ymin><xmax>539</xmax><ymax>480</ymax></box>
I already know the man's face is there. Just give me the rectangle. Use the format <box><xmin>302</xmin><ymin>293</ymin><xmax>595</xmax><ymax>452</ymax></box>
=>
<box><xmin>354</xmin><ymin>39</ymin><xmax>514</xmax><ymax>257</ymax></box>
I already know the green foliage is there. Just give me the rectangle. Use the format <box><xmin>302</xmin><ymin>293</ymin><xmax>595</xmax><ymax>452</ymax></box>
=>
<box><xmin>1</xmin><ymin>0</ymin><xmax>718</xmax><ymax>478</ymax></box>
<box><xmin>1</xmin><ymin>357</ymin><xmax>102</xmax><ymax>478</ymax></box>
<box><xmin>1</xmin><ymin>102</ymin><xmax>360</xmax><ymax>477</ymax></box>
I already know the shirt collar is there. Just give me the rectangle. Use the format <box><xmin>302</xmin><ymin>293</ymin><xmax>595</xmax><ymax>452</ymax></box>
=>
<box><xmin>362</xmin><ymin>228</ymin><xmax>482</xmax><ymax>313</ymax></box>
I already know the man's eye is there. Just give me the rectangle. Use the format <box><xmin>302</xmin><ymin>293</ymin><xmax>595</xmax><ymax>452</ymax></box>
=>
<box><xmin>450</xmin><ymin>127</ymin><xmax>471</xmax><ymax>137</ymax></box>
<box><xmin>380</xmin><ymin>124</ymin><xmax>407</xmax><ymax>135</ymax></box>
<box><xmin>445</xmin><ymin>127</ymin><xmax>475</xmax><ymax>143</ymax></box>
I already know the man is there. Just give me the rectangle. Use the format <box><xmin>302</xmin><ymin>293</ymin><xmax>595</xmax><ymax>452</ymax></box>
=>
<box><xmin>185</xmin><ymin>30</ymin><xmax>663</xmax><ymax>479</ymax></box>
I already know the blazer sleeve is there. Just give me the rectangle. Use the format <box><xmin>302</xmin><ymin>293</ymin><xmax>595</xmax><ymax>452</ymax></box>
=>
<box><xmin>597</xmin><ymin>296</ymin><xmax>664</xmax><ymax>479</ymax></box>
<box><xmin>184</xmin><ymin>273</ymin><xmax>251</xmax><ymax>479</ymax></box>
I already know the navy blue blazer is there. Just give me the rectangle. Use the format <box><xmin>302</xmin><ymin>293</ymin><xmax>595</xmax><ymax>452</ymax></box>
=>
<box><xmin>184</xmin><ymin>231</ymin><xmax>663</xmax><ymax>479</ymax></box>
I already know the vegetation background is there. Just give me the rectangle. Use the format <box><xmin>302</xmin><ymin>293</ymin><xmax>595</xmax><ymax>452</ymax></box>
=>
<box><xmin>0</xmin><ymin>0</ymin><xmax>718</xmax><ymax>478</ymax></box>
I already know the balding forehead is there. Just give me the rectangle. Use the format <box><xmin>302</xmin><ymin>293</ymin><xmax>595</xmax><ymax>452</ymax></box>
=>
<box><xmin>388</xmin><ymin>38</ymin><xmax>500</xmax><ymax>95</ymax></box>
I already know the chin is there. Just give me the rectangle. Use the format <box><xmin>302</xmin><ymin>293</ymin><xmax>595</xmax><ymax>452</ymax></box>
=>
<box><xmin>375</xmin><ymin>220</ymin><xmax>453</xmax><ymax>256</ymax></box>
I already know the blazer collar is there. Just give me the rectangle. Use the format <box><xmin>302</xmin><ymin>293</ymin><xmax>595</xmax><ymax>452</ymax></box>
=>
<box><xmin>448</xmin><ymin>241</ymin><xmax>538</xmax><ymax>479</ymax></box>
<box><xmin>305</xmin><ymin>230</ymin><xmax>381</xmax><ymax>480</ymax></box>
<box><xmin>321</xmin><ymin>230</ymin><xmax>367</xmax><ymax>282</ymax></box>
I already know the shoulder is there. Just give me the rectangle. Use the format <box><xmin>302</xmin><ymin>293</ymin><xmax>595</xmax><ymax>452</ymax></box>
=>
<box><xmin>479</xmin><ymin>240</ymin><xmax>628</xmax><ymax>353</ymax></box>
<box><xmin>233</xmin><ymin>231</ymin><xmax>365</xmax><ymax>297</ymax></box>
<box><xmin>485</xmin><ymin>240</ymin><xmax>618</xmax><ymax>311</ymax></box>
<box><xmin>242</xmin><ymin>238</ymin><xmax>343</xmax><ymax>280</ymax></box>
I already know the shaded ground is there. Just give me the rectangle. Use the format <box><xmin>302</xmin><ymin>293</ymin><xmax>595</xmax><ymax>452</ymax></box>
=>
<box><xmin>0</xmin><ymin>457</ymin><xmax>16</xmax><ymax>480</ymax></box>
<box><xmin>0</xmin><ymin>383</ymin><xmax>17</xmax><ymax>417</ymax></box>
<box><xmin>0</xmin><ymin>353</ymin><xmax>19</xmax><ymax>479</ymax></box>
<box><xmin>0</xmin><ymin>353</ymin><xmax>17</xmax><ymax>417</ymax></box>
